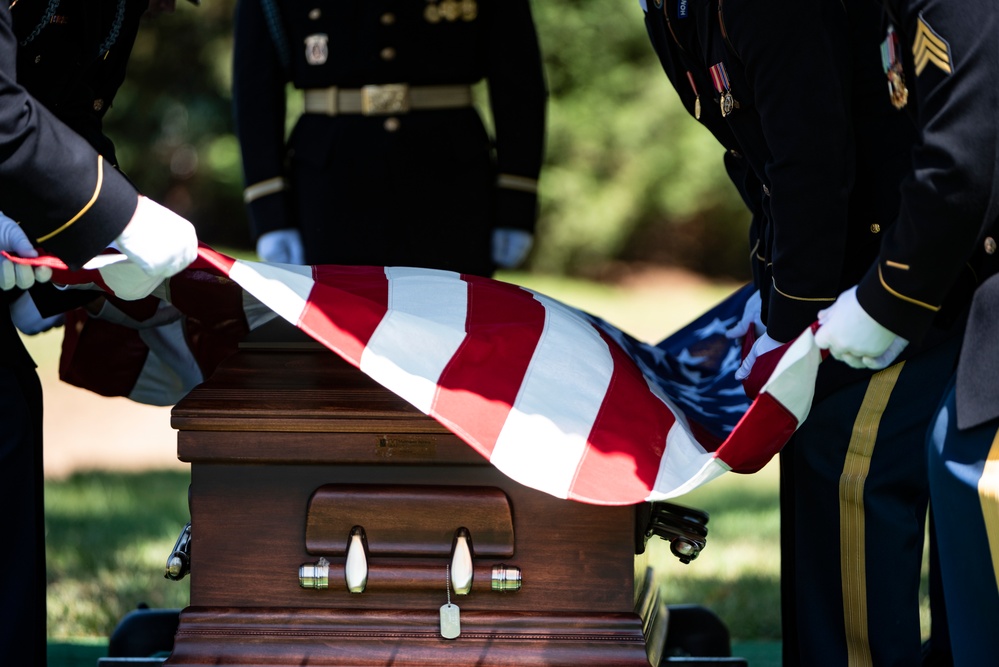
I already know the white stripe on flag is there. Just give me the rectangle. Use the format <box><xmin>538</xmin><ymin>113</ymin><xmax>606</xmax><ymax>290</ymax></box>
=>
<box><xmin>229</xmin><ymin>260</ymin><xmax>314</xmax><ymax>325</ymax></box>
<box><xmin>761</xmin><ymin>328</ymin><xmax>822</xmax><ymax>423</ymax></box>
<box><xmin>649</xmin><ymin>425</ymin><xmax>728</xmax><ymax>500</ymax></box>
<box><xmin>489</xmin><ymin>294</ymin><xmax>614</xmax><ymax>499</ymax></box>
<box><xmin>635</xmin><ymin>379</ymin><xmax>727</xmax><ymax>499</ymax></box>
<box><xmin>360</xmin><ymin>267</ymin><xmax>469</xmax><ymax>414</ymax></box>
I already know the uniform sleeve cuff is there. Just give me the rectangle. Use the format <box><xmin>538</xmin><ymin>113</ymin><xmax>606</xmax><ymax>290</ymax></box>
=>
<box><xmin>856</xmin><ymin>267</ymin><xmax>940</xmax><ymax>343</ymax></box>
<box><xmin>248</xmin><ymin>193</ymin><xmax>292</xmax><ymax>239</ymax></box>
<box><xmin>495</xmin><ymin>188</ymin><xmax>538</xmax><ymax>232</ymax></box>
<box><xmin>765</xmin><ymin>288</ymin><xmax>833</xmax><ymax>343</ymax></box>
<box><xmin>35</xmin><ymin>158</ymin><xmax>137</xmax><ymax>270</ymax></box>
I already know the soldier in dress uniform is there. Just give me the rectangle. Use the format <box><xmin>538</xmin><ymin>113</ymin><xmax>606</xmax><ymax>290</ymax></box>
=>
<box><xmin>641</xmin><ymin>0</ymin><xmax>967</xmax><ymax>664</ymax></box>
<box><xmin>814</xmin><ymin>1</ymin><xmax>999</xmax><ymax>664</ymax></box>
<box><xmin>11</xmin><ymin>0</ymin><xmax>149</xmax><ymax>164</ymax></box>
<box><xmin>0</xmin><ymin>2</ymin><xmax>199</xmax><ymax>663</ymax></box>
<box><xmin>6</xmin><ymin>0</ymin><xmax>154</xmax><ymax>334</ymax></box>
<box><xmin>232</xmin><ymin>0</ymin><xmax>547</xmax><ymax>276</ymax></box>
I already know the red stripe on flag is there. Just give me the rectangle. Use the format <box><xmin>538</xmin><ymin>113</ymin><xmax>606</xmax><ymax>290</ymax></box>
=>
<box><xmin>193</xmin><ymin>245</ymin><xmax>236</xmax><ymax>274</ymax></box>
<box><xmin>717</xmin><ymin>391</ymin><xmax>798</xmax><ymax>474</ymax></box>
<box><xmin>431</xmin><ymin>277</ymin><xmax>546</xmax><ymax>458</ymax></box>
<box><xmin>59</xmin><ymin>310</ymin><xmax>149</xmax><ymax>397</ymax></box>
<box><xmin>299</xmin><ymin>265</ymin><xmax>389</xmax><ymax>363</ymax></box>
<box><xmin>2</xmin><ymin>250</ymin><xmax>68</xmax><ymax>270</ymax></box>
<box><xmin>567</xmin><ymin>330</ymin><xmax>673</xmax><ymax>504</ymax></box>
<box><xmin>168</xmin><ymin>266</ymin><xmax>251</xmax><ymax>374</ymax></box>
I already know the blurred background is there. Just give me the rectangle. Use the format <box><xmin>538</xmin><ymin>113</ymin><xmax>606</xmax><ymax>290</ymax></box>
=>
<box><xmin>103</xmin><ymin>0</ymin><xmax>753</xmax><ymax>283</ymax></box>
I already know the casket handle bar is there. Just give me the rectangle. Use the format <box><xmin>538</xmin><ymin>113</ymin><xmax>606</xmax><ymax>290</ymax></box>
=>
<box><xmin>299</xmin><ymin>526</ymin><xmax>522</xmax><ymax>593</ymax></box>
<box><xmin>637</xmin><ymin>501</ymin><xmax>709</xmax><ymax>564</ymax></box>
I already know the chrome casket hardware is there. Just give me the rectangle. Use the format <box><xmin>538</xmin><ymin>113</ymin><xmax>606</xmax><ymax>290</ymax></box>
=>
<box><xmin>299</xmin><ymin>556</ymin><xmax>330</xmax><ymax>590</ymax></box>
<box><xmin>164</xmin><ymin>522</ymin><xmax>192</xmax><ymax>581</ymax></box>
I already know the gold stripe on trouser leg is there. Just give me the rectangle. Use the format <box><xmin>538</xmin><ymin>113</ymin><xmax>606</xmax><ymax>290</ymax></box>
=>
<box><xmin>978</xmin><ymin>428</ymin><xmax>999</xmax><ymax>597</ymax></box>
<box><xmin>839</xmin><ymin>363</ymin><xmax>904</xmax><ymax>667</ymax></box>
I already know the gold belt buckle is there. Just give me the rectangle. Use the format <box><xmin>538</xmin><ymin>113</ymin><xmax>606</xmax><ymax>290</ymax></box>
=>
<box><xmin>361</xmin><ymin>84</ymin><xmax>410</xmax><ymax>115</ymax></box>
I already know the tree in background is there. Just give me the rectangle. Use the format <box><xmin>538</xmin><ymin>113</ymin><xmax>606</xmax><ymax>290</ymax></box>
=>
<box><xmin>104</xmin><ymin>0</ymin><xmax>244</xmax><ymax>249</ymax></box>
<box><xmin>105</xmin><ymin>0</ymin><xmax>751</xmax><ymax>280</ymax></box>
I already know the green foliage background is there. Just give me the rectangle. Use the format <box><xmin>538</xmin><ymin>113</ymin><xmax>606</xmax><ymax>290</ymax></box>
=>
<box><xmin>104</xmin><ymin>0</ymin><xmax>751</xmax><ymax>281</ymax></box>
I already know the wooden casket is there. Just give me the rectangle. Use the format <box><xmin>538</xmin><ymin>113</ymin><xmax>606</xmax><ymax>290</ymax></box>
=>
<box><xmin>164</xmin><ymin>340</ymin><xmax>672</xmax><ymax>666</ymax></box>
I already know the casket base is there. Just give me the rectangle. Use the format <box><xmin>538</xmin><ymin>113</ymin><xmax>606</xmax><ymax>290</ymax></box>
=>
<box><xmin>166</xmin><ymin>608</ymin><xmax>653</xmax><ymax>666</ymax></box>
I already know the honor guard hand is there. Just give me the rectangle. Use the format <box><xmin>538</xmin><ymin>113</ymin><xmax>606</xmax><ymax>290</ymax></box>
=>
<box><xmin>735</xmin><ymin>331</ymin><xmax>792</xmax><ymax>399</ymax></box>
<box><xmin>256</xmin><ymin>229</ymin><xmax>305</xmax><ymax>264</ymax></box>
<box><xmin>106</xmin><ymin>196</ymin><xmax>198</xmax><ymax>300</ymax></box>
<box><xmin>492</xmin><ymin>228</ymin><xmax>534</xmax><ymax>269</ymax></box>
<box><xmin>734</xmin><ymin>332</ymin><xmax>784</xmax><ymax>381</ymax></box>
<box><xmin>10</xmin><ymin>292</ymin><xmax>64</xmax><ymax>335</ymax></box>
<box><xmin>725</xmin><ymin>289</ymin><xmax>765</xmax><ymax>340</ymax></box>
<box><xmin>0</xmin><ymin>211</ymin><xmax>52</xmax><ymax>290</ymax></box>
<box><xmin>814</xmin><ymin>286</ymin><xmax>908</xmax><ymax>370</ymax></box>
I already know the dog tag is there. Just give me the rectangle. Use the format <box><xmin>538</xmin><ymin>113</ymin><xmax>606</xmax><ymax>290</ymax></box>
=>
<box><xmin>440</xmin><ymin>603</ymin><xmax>461</xmax><ymax>639</ymax></box>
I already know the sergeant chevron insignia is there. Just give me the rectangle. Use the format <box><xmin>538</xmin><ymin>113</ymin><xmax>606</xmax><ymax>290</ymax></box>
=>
<box><xmin>913</xmin><ymin>15</ymin><xmax>952</xmax><ymax>76</ymax></box>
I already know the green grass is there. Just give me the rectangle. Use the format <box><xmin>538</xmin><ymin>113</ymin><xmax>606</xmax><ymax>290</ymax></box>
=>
<box><xmin>644</xmin><ymin>462</ymin><xmax>783</xmax><ymax>642</ymax></box>
<box><xmin>45</xmin><ymin>471</ymin><xmax>191</xmax><ymax>639</ymax></box>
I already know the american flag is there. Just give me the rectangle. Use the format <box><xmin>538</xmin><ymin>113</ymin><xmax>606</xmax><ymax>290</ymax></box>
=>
<box><xmin>19</xmin><ymin>245</ymin><xmax>823</xmax><ymax>505</ymax></box>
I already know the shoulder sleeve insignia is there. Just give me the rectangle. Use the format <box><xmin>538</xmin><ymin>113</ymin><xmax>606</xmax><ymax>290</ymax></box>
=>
<box><xmin>913</xmin><ymin>14</ymin><xmax>952</xmax><ymax>76</ymax></box>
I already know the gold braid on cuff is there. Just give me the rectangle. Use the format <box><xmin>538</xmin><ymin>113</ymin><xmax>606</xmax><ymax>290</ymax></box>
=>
<box><xmin>37</xmin><ymin>155</ymin><xmax>104</xmax><ymax>243</ymax></box>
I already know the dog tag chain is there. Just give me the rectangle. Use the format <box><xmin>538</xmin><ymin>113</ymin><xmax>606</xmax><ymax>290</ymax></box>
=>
<box><xmin>440</xmin><ymin>563</ymin><xmax>461</xmax><ymax>639</ymax></box>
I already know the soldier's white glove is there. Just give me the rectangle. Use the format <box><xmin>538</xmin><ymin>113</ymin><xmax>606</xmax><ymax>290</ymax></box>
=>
<box><xmin>256</xmin><ymin>228</ymin><xmax>304</xmax><ymax>264</ymax></box>
<box><xmin>10</xmin><ymin>292</ymin><xmax>64</xmax><ymax>335</ymax></box>
<box><xmin>734</xmin><ymin>332</ymin><xmax>784</xmax><ymax>381</ymax></box>
<box><xmin>815</xmin><ymin>286</ymin><xmax>908</xmax><ymax>369</ymax></box>
<box><xmin>0</xmin><ymin>212</ymin><xmax>52</xmax><ymax>290</ymax></box>
<box><xmin>492</xmin><ymin>228</ymin><xmax>533</xmax><ymax>269</ymax></box>
<box><xmin>107</xmin><ymin>196</ymin><xmax>198</xmax><ymax>300</ymax></box>
<box><xmin>725</xmin><ymin>289</ymin><xmax>765</xmax><ymax>340</ymax></box>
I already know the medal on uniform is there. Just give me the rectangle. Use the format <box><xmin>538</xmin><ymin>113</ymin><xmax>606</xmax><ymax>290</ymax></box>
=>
<box><xmin>709</xmin><ymin>62</ymin><xmax>738</xmax><ymax>117</ymax></box>
<box><xmin>881</xmin><ymin>25</ymin><xmax>908</xmax><ymax>110</ymax></box>
<box><xmin>685</xmin><ymin>71</ymin><xmax>701</xmax><ymax>120</ymax></box>
<box><xmin>304</xmin><ymin>33</ymin><xmax>329</xmax><ymax>66</ymax></box>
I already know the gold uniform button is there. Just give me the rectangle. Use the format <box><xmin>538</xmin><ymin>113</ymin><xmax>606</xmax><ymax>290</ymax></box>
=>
<box><xmin>93</xmin><ymin>99</ymin><xmax>104</xmax><ymax>112</ymax></box>
<box><xmin>870</xmin><ymin>223</ymin><xmax>881</xmax><ymax>234</ymax></box>
<box><xmin>381</xmin><ymin>12</ymin><xmax>396</xmax><ymax>25</ymax></box>
<box><xmin>384</xmin><ymin>117</ymin><xmax>400</xmax><ymax>132</ymax></box>
<box><xmin>380</xmin><ymin>47</ymin><xmax>396</xmax><ymax>61</ymax></box>
<box><xmin>985</xmin><ymin>237</ymin><xmax>997</xmax><ymax>255</ymax></box>
<box><xmin>308</xmin><ymin>8</ymin><xmax>321</xmax><ymax>19</ymax></box>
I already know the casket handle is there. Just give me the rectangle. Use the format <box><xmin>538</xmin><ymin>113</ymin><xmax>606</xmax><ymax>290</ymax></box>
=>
<box><xmin>344</xmin><ymin>526</ymin><xmax>369</xmax><ymax>593</ymax></box>
<box><xmin>450</xmin><ymin>528</ymin><xmax>473</xmax><ymax>595</ymax></box>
